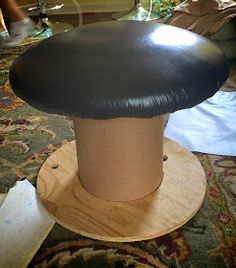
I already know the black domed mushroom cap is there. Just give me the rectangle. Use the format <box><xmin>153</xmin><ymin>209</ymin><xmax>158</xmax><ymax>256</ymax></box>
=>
<box><xmin>10</xmin><ymin>21</ymin><xmax>229</xmax><ymax>119</ymax></box>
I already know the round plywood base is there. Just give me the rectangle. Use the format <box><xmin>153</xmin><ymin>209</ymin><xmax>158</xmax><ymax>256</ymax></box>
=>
<box><xmin>37</xmin><ymin>138</ymin><xmax>206</xmax><ymax>242</ymax></box>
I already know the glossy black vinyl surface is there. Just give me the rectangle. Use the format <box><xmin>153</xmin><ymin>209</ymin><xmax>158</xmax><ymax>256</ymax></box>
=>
<box><xmin>10</xmin><ymin>21</ymin><xmax>229</xmax><ymax>119</ymax></box>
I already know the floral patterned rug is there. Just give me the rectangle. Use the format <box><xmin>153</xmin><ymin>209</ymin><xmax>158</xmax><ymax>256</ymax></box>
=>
<box><xmin>0</xmin><ymin>43</ymin><xmax>236</xmax><ymax>268</ymax></box>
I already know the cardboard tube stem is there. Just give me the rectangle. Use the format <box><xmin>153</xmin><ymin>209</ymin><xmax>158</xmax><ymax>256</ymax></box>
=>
<box><xmin>73</xmin><ymin>116</ymin><xmax>164</xmax><ymax>201</ymax></box>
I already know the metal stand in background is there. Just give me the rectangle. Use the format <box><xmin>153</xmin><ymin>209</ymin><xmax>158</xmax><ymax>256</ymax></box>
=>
<box><xmin>112</xmin><ymin>0</ymin><xmax>157</xmax><ymax>21</ymax></box>
<box><xmin>27</xmin><ymin>0</ymin><xmax>73</xmax><ymax>38</ymax></box>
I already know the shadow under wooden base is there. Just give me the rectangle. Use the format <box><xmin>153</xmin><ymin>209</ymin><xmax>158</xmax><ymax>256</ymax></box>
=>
<box><xmin>37</xmin><ymin>138</ymin><xmax>206</xmax><ymax>242</ymax></box>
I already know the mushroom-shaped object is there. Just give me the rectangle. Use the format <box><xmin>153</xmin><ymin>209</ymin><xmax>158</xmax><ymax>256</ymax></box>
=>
<box><xmin>10</xmin><ymin>21</ymin><xmax>229</xmax><ymax>241</ymax></box>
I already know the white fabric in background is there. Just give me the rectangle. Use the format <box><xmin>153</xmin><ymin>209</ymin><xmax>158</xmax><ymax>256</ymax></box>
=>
<box><xmin>164</xmin><ymin>91</ymin><xmax>236</xmax><ymax>156</ymax></box>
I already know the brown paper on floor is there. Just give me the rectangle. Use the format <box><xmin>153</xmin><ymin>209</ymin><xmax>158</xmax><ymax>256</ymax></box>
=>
<box><xmin>0</xmin><ymin>180</ymin><xmax>55</xmax><ymax>268</ymax></box>
<box><xmin>166</xmin><ymin>0</ymin><xmax>236</xmax><ymax>35</ymax></box>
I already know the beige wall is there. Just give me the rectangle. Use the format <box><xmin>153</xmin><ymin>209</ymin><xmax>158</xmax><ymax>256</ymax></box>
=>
<box><xmin>17</xmin><ymin>0</ymin><xmax>150</xmax><ymax>13</ymax></box>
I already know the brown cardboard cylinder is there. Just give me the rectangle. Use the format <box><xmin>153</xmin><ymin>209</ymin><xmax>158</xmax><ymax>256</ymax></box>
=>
<box><xmin>73</xmin><ymin>116</ymin><xmax>164</xmax><ymax>201</ymax></box>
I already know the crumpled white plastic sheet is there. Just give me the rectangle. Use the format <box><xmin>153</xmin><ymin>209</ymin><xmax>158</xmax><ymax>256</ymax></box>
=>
<box><xmin>164</xmin><ymin>91</ymin><xmax>236</xmax><ymax>156</ymax></box>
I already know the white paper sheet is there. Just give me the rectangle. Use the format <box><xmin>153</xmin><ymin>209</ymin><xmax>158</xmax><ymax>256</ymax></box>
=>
<box><xmin>0</xmin><ymin>180</ymin><xmax>55</xmax><ymax>268</ymax></box>
<box><xmin>164</xmin><ymin>91</ymin><xmax>236</xmax><ymax>156</ymax></box>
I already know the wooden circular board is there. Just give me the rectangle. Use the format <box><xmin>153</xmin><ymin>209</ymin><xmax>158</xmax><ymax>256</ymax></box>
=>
<box><xmin>37</xmin><ymin>138</ymin><xmax>206</xmax><ymax>242</ymax></box>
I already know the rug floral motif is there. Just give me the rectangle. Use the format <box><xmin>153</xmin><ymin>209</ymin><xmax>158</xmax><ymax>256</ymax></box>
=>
<box><xmin>0</xmin><ymin>43</ymin><xmax>236</xmax><ymax>268</ymax></box>
<box><xmin>151</xmin><ymin>0</ymin><xmax>180</xmax><ymax>19</ymax></box>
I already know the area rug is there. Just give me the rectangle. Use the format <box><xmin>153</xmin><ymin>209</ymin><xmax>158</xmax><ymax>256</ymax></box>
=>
<box><xmin>0</xmin><ymin>43</ymin><xmax>236</xmax><ymax>268</ymax></box>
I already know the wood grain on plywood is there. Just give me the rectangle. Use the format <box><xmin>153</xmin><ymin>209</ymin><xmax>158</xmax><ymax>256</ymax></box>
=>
<box><xmin>37</xmin><ymin>138</ymin><xmax>206</xmax><ymax>242</ymax></box>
